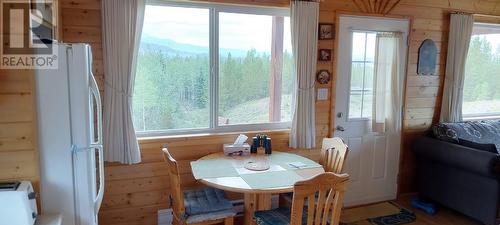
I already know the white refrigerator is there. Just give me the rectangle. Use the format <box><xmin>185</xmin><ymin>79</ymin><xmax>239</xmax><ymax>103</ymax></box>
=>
<box><xmin>35</xmin><ymin>43</ymin><xmax>104</xmax><ymax>225</ymax></box>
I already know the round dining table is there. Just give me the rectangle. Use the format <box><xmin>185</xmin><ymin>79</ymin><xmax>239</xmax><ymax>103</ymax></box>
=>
<box><xmin>191</xmin><ymin>151</ymin><xmax>325</xmax><ymax>225</ymax></box>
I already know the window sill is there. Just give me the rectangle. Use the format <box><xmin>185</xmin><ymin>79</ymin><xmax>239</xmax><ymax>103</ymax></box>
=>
<box><xmin>462</xmin><ymin>115</ymin><xmax>500</xmax><ymax>121</ymax></box>
<box><xmin>137</xmin><ymin>128</ymin><xmax>291</xmax><ymax>143</ymax></box>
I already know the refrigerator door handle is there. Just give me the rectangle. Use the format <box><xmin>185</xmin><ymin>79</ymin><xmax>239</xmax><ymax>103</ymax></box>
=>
<box><xmin>94</xmin><ymin>145</ymin><xmax>104</xmax><ymax>214</ymax></box>
<box><xmin>88</xmin><ymin>45</ymin><xmax>104</xmax><ymax>215</ymax></box>
<box><xmin>89</xmin><ymin>73</ymin><xmax>103</xmax><ymax>146</ymax></box>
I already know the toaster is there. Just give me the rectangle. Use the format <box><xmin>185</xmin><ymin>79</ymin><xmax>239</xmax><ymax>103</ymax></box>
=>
<box><xmin>0</xmin><ymin>181</ymin><xmax>38</xmax><ymax>225</ymax></box>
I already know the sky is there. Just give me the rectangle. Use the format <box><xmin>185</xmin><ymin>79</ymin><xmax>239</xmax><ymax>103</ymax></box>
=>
<box><xmin>142</xmin><ymin>5</ymin><xmax>292</xmax><ymax>52</ymax></box>
<box><xmin>473</xmin><ymin>24</ymin><xmax>500</xmax><ymax>53</ymax></box>
<box><xmin>141</xmin><ymin>5</ymin><xmax>500</xmax><ymax>56</ymax></box>
<box><xmin>479</xmin><ymin>34</ymin><xmax>500</xmax><ymax>53</ymax></box>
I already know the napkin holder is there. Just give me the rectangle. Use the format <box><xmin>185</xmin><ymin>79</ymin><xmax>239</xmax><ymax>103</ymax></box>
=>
<box><xmin>223</xmin><ymin>144</ymin><xmax>251</xmax><ymax>156</ymax></box>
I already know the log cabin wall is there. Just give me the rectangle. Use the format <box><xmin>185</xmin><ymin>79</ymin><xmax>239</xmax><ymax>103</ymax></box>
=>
<box><xmin>315</xmin><ymin>0</ymin><xmax>500</xmax><ymax>194</ymax></box>
<box><xmin>0</xmin><ymin>70</ymin><xmax>39</xmax><ymax>190</ymax></box>
<box><xmin>0</xmin><ymin>0</ymin><xmax>486</xmax><ymax>224</ymax></box>
<box><xmin>0</xmin><ymin>0</ymin><xmax>63</xmax><ymax>203</ymax></box>
<box><xmin>59</xmin><ymin>0</ymin><xmax>500</xmax><ymax>224</ymax></box>
<box><xmin>58</xmin><ymin>0</ymin><xmax>328</xmax><ymax>224</ymax></box>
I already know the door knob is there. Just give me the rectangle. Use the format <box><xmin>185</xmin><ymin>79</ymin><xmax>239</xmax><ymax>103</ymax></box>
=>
<box><xmin>336</xmin><ymin>125</ymin><xmax>345</xmax><ymax>132</ymax></box>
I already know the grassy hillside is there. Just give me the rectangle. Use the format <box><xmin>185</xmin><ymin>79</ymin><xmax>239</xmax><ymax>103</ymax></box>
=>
<box><xmin>222</xmin><ymin>94</ymin><xmax>292</xmax><ymax>124</ymax></box>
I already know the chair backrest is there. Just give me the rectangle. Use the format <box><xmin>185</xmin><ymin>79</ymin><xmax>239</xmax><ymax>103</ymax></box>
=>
<box><xmin>162</xmin><ymin>147</ymin><xmax>185</xmax><ymax>217</ymax></box>
<box><xmin>319</xmin><ymin>138</ymin><xmax>349</xmax><ymax>173</ymax></box>
<box><xmin>290</xmin><ymin>173</ymin><xmax>349</xmax><ymax>225</ymax></box>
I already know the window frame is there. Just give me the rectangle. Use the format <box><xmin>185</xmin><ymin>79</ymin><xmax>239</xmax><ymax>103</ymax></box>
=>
<box><xmin>462</xmin><ymin>22</ymin><xmax>500</xmax><ymax>121</ymax></box>
<box><xmin>136</xmin><ymin>0</ymin><xmax>292</xmax><ymax>137</ymax></box>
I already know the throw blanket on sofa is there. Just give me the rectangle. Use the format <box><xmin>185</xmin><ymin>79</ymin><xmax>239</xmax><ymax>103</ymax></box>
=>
<box><xmin>433</xmin><ymin>120</ymin><xmax>500</xmax><ymax>154</ymax></box>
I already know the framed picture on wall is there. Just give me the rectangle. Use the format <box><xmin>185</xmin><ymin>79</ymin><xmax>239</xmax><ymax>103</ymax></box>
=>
<box><xmin>318</xmin><ymin>49</ymin><xmax>332</xmax><ymax>61</ymax></box>
<box><xmin>318</xmin><ymin>23</ymin><xmax>334</xmax><ymax>40</ymax></box>
<box><xmin>316</xmin><ymin>70</ymin><xmax>331</xmax><ymax>84</ymax></box>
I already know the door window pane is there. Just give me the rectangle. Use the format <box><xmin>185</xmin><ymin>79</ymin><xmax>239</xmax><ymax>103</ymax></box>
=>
<box><xmin>218</xmin><ymin>13</ymin><xmax>293</xmax><ymax>125</ymax></box>
<box><xmin>349</xmin><ymin>32</ymin><xmax>376</xmax><ymax>119</ymax></box>
<box><xmin>462</xmin><ymin>23</ymin><xmax>500</xmax><ymax>118</ymax></box>
<box><xmin>362</xmin><ymin>62</ymin><xmax>374</xmax><ymax>118</ymax></box>
<box><xmin>133</xmin><ymin>5</ymin><xmax>210</xmax><ymax>131</ymax></box>
<box><xmin>352</xmin><ymin>32</ymin><xmax>366</xmax><ymax>61</ymax></box>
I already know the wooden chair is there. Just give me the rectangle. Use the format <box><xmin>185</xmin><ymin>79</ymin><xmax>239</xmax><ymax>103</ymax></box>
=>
<box><xmin>319</xmin><ymin>137</ymin><xmax>349</xmax><ymax>173</ymax></box>
<box><xmin>162</xmin><ymin>147</ymin><xmax>236</xmax><ymax>225</ymax></box>
<box><xmin>254</xmin><ymin>172</ymin><xmax>349</xmax><ymax>225</ymax></box>
<box><xmin>280</xmin><ymin>138</ymin><xmax>349</xmax><ymax>206</ymax></box>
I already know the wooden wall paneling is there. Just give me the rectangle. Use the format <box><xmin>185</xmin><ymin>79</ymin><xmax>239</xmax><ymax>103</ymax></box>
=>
<box><xmin>352</xmin><ymin>0</ymin><xmax>404</xmax><ymax>14</ymax></box>
<box><xmin>102</xmin><ymin>189</ymin><xmax>170</xmax><ymax>210</ymax></box>
<box><xmin>406</xmin><ymin>75</ymin><xmax>440</xmax><ymax>87</ymax></box>
<box><xmin>99</xmin><ymin>204</ymin><xmax>165</xmax><ymax>225</ymax></box>
<box><xmin>0</xmin><ymin>71</ymin><xmax>32</xmax><ymax>93</ymax></box>
<box><xmin>105</xmin><ymin>176</ymin><xmax>170</xmax><ymax>196</ymax></box>
<box><xmin>0</xmin><ymin>122</ymin><xmax>35</xmax><ymax>151</ymax></box>
<box><xmin>317</xmin><ymin>10</ymin><xmax>336</xmax><ymax>142</ymax></box>
<box><xmin>0</xmin><ymin>0</ymin><xmax>40</xmax><ymax>191</ymax></box>
<box><xmin>51</xmin><ymin>0</ymin><xmax>500</xmax><ymax>224</ymax></box>
<box><xmin>0</xmin><ymin>150</ymin><xmax>38</xmax><ymax>180</ymax></box>
<box><xmin>0</xmin><ymin>0</ymin><xmax>69</xmax><ymax>208</ymax></box>
<box><xmin>474</xmin><ymin>14</ymin><xmax>500</xmax><ymax>24</ymax></box>
<box><xmin>0</xmin><ymin>94</ymin><xmax>33</xmax><ymax>123</ymax></box>
<box><xmin>0</xmin><ymin>69</ymin><xmax>39</xmax><ymax>205</ymax></box>
<box><xmin>63</xmin><ymin>26</ymin><xmax>102</xmax><ymax>43</ymax></box>
<box><xmin>319</xmin><ymin>0</ymin><xmax>499</xmax><ymax>195</ymax></box>
<box><xmin>60</xmin><ymin>0</ymin><xmax>101</xmax><ymax>10</ymax></box>
<box><xmin>62</xmin><ymin>8</ymin><xmax>101</xmax><ymax>27</ymax></box>
<box><xmin>99</xmin><ymin>130</ymin><xmax>299</xmax><ymax>224</ymax></box>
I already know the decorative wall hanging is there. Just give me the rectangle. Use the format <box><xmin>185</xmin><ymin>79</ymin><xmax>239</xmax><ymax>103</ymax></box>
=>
<box><xmin>318</xmin><ymin>49</ymin><xmax>332</xmax><ymax>61</ymax></box>
<box><xmin>318</xmin><ymin>23</ymin><xmax>334</xmax><ymax>40</ymax></box>
<box><xmin>353</xmin><ymin>0</ymin><xmax>403</xmax><ymax>15</ymax></box>
<box><xmin>316</xmin><ymin>70</ymin><xmax>331</xmax><ymax>84</ymax></box>
<box><xmin>417</xmin><ymin>39</ymin><xmax>438</xmax><ymax>75</ymax></box>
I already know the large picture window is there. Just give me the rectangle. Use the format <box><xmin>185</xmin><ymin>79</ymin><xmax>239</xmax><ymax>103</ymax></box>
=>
<box><xmin>462</xmin><ymin>23</ymin><xmax>500</xmax><ymax>119</ymax></box>
<box><xmin>133</xmin><ymin>2</ymin><xmax>293</xmax><ymax>135</ymax></box>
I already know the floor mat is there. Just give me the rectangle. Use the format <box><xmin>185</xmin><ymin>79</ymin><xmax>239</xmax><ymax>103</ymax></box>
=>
<box><xmin>340</xmin><ymin>202</ymin><xmax>416</xmax><ymax>225</ymax></box>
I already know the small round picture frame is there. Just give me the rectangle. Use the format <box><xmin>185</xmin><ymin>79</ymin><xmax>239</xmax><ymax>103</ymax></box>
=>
<box><xmin>316</xmin><ymin>70</ymin><xmax>331</xmax><ymax>84</ymax></box>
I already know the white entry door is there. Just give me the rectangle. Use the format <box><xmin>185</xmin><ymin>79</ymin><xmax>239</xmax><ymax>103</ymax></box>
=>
<box><xmin>334</xmin><ymin>16</ymin><xmax>409</xmax><ymax>206</ymax></box>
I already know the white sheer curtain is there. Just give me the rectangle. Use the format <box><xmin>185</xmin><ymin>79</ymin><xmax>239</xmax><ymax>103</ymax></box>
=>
<box><xmin>289</xmin><ymin>0</ymin><xmax>319</xmax><ymax>149</ymax></box>
<box><xmin>372</xmin><ymin>32</ymin><xmax>404</xmax><ymax>133</ymax></box>
<box><xmin>102</xmin><ymin>0</ymin><xmax>145</xmax><ymax>164</ymax></box>
<box><xmin>440</xmin><ymin>13</ymin><xmax>474</xmax><ymax>122</ymax></box>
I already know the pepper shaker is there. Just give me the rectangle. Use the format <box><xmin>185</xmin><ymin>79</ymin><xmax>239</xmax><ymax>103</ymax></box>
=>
<box><xmin>265</xmin><ymin>137</ymin><xmax>272</xmax><ymax>154</ymax></box>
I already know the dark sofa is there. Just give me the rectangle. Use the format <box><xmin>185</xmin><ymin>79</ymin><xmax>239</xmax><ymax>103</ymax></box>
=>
<box><xmin>412</xmin><ymin>120</ymin><xmax>500</xmax><ymax>225</ymax></box>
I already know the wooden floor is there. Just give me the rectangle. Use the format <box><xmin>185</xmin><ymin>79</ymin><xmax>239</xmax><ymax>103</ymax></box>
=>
<box><xmin>394</xmin><ymin>194</ymin><xmax>482</xmax><ymax>225</ymax></box>
<box><xmin>242</xmin><ymin>194</ymin><xmax>483</xmax><ymax>225</ymax></box>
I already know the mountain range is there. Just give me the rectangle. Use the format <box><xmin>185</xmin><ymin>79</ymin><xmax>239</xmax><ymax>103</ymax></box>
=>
<box><xmin>140</xmin><ymin>35</ymin><xmax>251</xmax><ymax>58</ymax></box>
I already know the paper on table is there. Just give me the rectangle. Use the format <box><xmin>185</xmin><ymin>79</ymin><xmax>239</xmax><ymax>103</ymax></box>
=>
<box><xmin>269</xmin><ymin>152</ymin><xmax>322</xmax><ymax>170</ymax></box>
<box><xmin>288</xmin><ymin>162</ymin><xmax>307</xmax><ymax>168</ymax></box>
<box><xmin>240</xmin><ymin>170</ymin><xmax>303</xmax><ymax>189</ymax></box>
<box><xmin>190</xmin><ymin>159</ymin><xmax>239</xmax><ymax>179</ymax></box>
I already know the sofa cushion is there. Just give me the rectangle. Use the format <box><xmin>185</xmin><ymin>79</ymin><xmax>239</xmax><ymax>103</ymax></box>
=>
<box><xmin>432</xmin><ymin>123</ymin><xmax>460</xmax><ymax>143</ymax></box>
<box><xmin>432</xmin><ymin>120</ymin><xmax>500</xmax><ymax>154</ymax></box>
<box><xmin>459</xmin><ymin>139</ymin><xmax>498</xmax><ymax>154</ymax></box>
<box><xmin>412</xmin><ymin>136</ymin><xmax>500</xmax><ymax>177</ymax></box>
